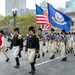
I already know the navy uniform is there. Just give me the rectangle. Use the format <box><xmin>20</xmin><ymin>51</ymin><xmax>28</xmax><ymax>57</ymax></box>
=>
<box><xmin>66</xmin><ymin>32</ymin><xmax>73</xmax><ymax>53</ymax></box>
<box><xmin>72</xmin><ymin>33</ymin><xmax>75</xmax><ymax>56</ymax></box>
<box><xmin>59</xmin><ymin>30</ymin><xmax>67</xmax><ymax>61</ymax></box>
<box><xmin>48</xmin><ymin>28</ymin><xmax>56</xmax><ymax>59</ymax></box>
<box><xmin>10</xmin><ymin>28</ymin><xmax>23</xmax><ymax>68</ymax></box>
<box><xmin>37</xmin><ymin>28</ymin><xmax>45</xmax><ymax>58</ymax></box>
<box><xmin>45</xmin><ymin>33</ymin><xmax>50</xmax><ymax>53</ymax></box>
<box><xmin>25</xmin><ymin>26</ymin><xmax>39</xmax><ymax>74</ymax></box>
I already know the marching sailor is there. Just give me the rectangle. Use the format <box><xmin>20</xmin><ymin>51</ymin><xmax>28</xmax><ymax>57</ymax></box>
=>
<box><xmin>10</xmin><ymin>28</ymin><xmax>23</xmax><ymax>68</ymax></box>
<box><xmin>48</xmin><ymin>28</ymin><xmax>57</xmax><ymax>59</ymax></box>
<box><xmin>37</xmin><ymin>28</ymin><xmax>45</xmax><ymax>58</ymax></box>
<box><xmin>67</xmin><ymin>32</ymin><xmax>73</xmax><ymax>53</ymax></box>
<box><xmin>72</xmin><ymin>33</ymin><xmax>75</xmax><ymax>56</ymax></box>
<box><xmin>25</xmin><ymin>26</ymin><xmax>39</xmax><ymax>74</ymax></box>
<box><xmin>59</xmin><ymin>30</ymin><xmax>67</xmax><ymax>61</ymax></box>
<box><xmin>45</xmin><ymin>33</ymin><xmax>49</xmax><ymax>53</ymax></box>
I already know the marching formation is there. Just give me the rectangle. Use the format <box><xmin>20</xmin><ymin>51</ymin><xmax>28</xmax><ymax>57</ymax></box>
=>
<box><xmin>0</xmin><ymin>26</ymin><xmax>75</xmax><ymax>75</ymax></box>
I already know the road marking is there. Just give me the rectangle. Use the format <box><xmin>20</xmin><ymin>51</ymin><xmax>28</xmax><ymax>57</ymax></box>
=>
<box><xmin>35</xmin><ymin>57</ymin><xmax>61</xmax><ymax>67</ymax></box>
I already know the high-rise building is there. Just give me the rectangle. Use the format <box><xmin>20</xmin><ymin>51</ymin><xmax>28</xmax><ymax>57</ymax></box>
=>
<box><xmin>66</xmin><ymin>0</ymin><xmax>75</xmax><ymax>13</ymax></box>
<box><xmin>5</xmin><ymin>0</ymin><xmax>26</xmax><ymax>16</ymax></box>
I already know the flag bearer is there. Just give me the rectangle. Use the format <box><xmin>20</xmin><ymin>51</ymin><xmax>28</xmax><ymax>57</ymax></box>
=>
<box><xmin>37</xmin><ymin>28</ymin><xmax>45</xmax><ymax>58</ymax></box>
<box><xmin>25</xmin><ymin>26</ymin><xmax>39</xmax><ymax>74</ymax></box>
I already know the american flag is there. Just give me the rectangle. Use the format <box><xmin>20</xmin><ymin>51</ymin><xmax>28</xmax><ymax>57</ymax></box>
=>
<box><xmin>36</xmin><ymin>4</ymin><xmax>50</xmax><ymax>29</ymax></box>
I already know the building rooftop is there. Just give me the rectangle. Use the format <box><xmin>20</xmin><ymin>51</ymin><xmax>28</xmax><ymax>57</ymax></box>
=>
<box><xmin>65</xmin><ymin>12</ymin><xmax>75</xmax><ymax>16</ymax></box>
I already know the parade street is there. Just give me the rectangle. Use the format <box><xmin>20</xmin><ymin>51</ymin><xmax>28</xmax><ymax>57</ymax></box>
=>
<box><xmin>0</xmin><ymin>46</ymin><xmax>75</xmax><ymax>75</ymax></box>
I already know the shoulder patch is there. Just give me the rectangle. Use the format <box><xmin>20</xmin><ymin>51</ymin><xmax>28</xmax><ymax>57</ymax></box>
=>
<box><xmin>18</xmin><ymin>35</ymin><xmax>22</xmax><ymax>39</ymax></box>
<box><xmin>36</xmin><ymin>35</ymin><xmax>40</xmax><ymax>39</ymax></box>
<box><xmin>11</xmin><ymin>35</ymin><xmax>14</xmax><ymax>39</ymax></box>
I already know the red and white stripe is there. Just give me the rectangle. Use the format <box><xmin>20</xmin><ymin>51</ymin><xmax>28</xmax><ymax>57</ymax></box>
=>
<box><xmin>36</xmin><ymin>11</ymin><xmax>50</xmax><ymax>29</ymax></box>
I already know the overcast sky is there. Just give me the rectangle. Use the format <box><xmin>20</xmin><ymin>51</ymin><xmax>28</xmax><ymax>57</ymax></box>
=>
<box><xmin>0</xmin><ymin>0</ymin><xmax>70</xmax><ymax>15</ymax></box>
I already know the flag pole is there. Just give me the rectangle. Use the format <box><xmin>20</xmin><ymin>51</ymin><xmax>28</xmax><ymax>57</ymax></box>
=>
<box><xmin>34</xmin><ymin>0</ymin><xmax>37</xmax><ymax>33</ymax></box>
<box><xmin>47</xmin><ymin>0</ymin><xmax>52</xmax><ymax>29</ymax></box>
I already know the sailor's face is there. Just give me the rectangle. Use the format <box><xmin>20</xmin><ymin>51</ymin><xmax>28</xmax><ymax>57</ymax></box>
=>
<box><xmin>28</xmin><ymin>30</ymin><xmax>34</xmax><ymax>35</ymax></box>
<box><xmin>14</xmin><ymin>31</ymin><xmax>18</xmax><ymax>35</ymax></box>
<box><xmin>62</xmin><ymin>32</ymin><xmax>65</xmax><ymax>35</ymax></box>
<box><xmin>38</xmin><ymin>30</ymin><xmax>42</xmax><ymax>34</ymax></box>
<box><xmin>50</xmin><ymin>31</ymin><xmax>54</xmax><ymax>34</ymax></box>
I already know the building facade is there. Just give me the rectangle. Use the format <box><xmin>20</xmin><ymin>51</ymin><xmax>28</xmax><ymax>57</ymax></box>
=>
<box><xmin>66</xmin><ymin>0</ymin><xmax>75</xmax><ymax>13</ymax></box>
<box><xmin>5</xmin><ymin>0</ymin><xmax>26</xmax><ymax>16</ymax></box>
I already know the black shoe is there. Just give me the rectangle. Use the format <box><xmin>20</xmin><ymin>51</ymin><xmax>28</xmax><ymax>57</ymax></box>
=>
<box><xmin>29</xmin><ymin>69</ymin><xmax>36</xmax><ymax>74</ymax></box>
<box><xmin>46</xmin><ymin>50</ymin><xmax>48</xmax><ymax>53</ymax></box>
<box><xmin>6</xmin><ymin>58</ymin><xmax>9</xmax><ymax>62</ymax></box>
<box><xmin>74</xmin><ymin>53</ymin><xmax>75</xmax><ymax>56</ymax></box>
<box><xmin>42</xmin><ymin>53</ymin><xmax>45</xmax><ymax>57</ymax></box>
<box><xmin>14</xmin><ymin>63</ymin><xmax>20</xmax><ymax>68</ymax></box>
<box><xmin>64</xmin><ymin>57</ymin><xmax>67</xmax><ymax>61</ymax></box>
<box><xmin>37</xmin><ymin>54</ymin><xmax>40</xmax><ymax>58</ymax></box>
<box><xmin>29</xmin><ymin>70</ymin><xmax>32</xmax><ymax>74</ymax></box>
<box><xmin>61</xmin><ymin>57</ymin><xmax>67</xmax><ymax>61</ymax></box>
<box><xmin>61</xmin><ymin>58</ymin><xmax>64</xmax><ymax>61</ymax></box>
<box><xmin>6</xmin><ymin>49</ymin><xmax>8</xmax><ymax>52</ymax></box>
<box><xmin>31</xmin><ymin>70</ymin><xmax>35</xmax><ymax>74</ymax></box>
<box><xmin>14</xmin><ymin>64</ymin><xmax>20</xmax><ymax>68</ymax></box>
<box><xmin>57</xmin><ymin>50</ymin><xmax>58</xmax><ymax>53</ymax></box>
<box><xmin>50</xmin><ymin>55</ymin><xmax>55</xmax><ymax>59</ymax></box>
<box><xmin>14</xmin><ymin>58</ymin><xmax>20</xmax><ymax>68</ymax></box>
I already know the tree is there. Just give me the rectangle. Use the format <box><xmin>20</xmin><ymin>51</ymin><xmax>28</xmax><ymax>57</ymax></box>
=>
<box><xmin>0</xmin><ymin>13</ymin><xmax>40</xmax><ymax>36</ymax></box>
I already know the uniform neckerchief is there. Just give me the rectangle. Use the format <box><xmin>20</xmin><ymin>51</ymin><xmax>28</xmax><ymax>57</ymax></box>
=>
<box><xmin>14</xmin><ymin>34</ymin><xmax>18</xmax><ymax>37</ymax></box>
<box><xmin>29</xmin><ymin>34</ymin><xmax>34</xmax><ymax>38</ymax></box>
<box><xmin>0</xmin><ymin>35</ymin><xmax>3</xmax><ymax>46</ymax></box>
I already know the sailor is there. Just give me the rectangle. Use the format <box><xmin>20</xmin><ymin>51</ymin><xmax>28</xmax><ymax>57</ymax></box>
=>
<box><xmin>25</xmin><ymin>26</ymin><xmax>39</xmax><ymax>74</ymax></box>
<box><xmin>45</xmin><ymin>33</ymin><xmax>49</xmax><ymax>53</ymax></box>
<box><xmin>66</xmin><ymin>32</ymin><xmax>73</xmax><ymax>53</ymax></box>
<box><xmin>37</xmin><ymin>28</ymin><xmax>45</xmax><ymax>58</ymax></box>
<box><xmin>72</xmin><ymin>33</ymin><xmax>75</xmax><ymax>56</ymax></box>
<box><xmin>48</xmin><ymin>28</ymin><xmax>56</xmax><ymax>59</ymax></box>
<box><xmin>59</xmin><ymin>30</ymin><xmax>67</xmax><ymax>61</ymax></box>
<box><xmin>10</xmin><ymin>28</ymin><xmax>23</xmax><ymax>68</ymax></box>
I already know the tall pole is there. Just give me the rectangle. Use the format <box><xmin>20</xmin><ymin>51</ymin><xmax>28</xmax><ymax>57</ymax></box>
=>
<box><xmin>12</xmin><ymin>8</ymin><xmax>17</xmax><ymax>28</ymax></box>
<box><xmin>14</xmin><ymin>16</ymin><xmax>16</xmax><ymax>27</ymax></box>
<box><xmin>35</xmin><ymin>0</ymin><xmax>37</xmax><ymax>33</ymax></box>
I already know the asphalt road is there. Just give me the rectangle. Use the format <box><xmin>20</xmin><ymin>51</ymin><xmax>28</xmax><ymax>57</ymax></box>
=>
<box><xmin>0</xmin><ymin>46</ymin><xmax>75</xmax><ymax>75</ymax></box>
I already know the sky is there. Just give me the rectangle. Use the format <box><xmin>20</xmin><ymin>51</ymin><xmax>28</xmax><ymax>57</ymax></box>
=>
<box><xmin>0</xmin><ymin>0</ymin><xmax>70</xmax><ymax>15</ymax></box>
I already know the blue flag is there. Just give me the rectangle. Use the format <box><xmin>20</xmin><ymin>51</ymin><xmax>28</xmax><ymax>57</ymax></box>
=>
<box><xmin>48</xmin><ymin>3</ymin><xmax>71</xmax><ymax>31</ymax></box>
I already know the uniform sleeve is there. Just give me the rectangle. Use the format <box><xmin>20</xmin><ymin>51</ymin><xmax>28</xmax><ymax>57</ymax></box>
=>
<box><xmin>41</xmin><ymin>34</ymin><xmax>45</xmax><ymax>39</ymax></box>
<box><xmin>0</xmin><ymin>37</ymin><xmax>5</xmax><ymax>48</ymax></box>
<box><xmin>35</xmin><ymin>36</ymin><xmax>39</xmax><ymax>53</ymax></box>
<box><xmin>46</xmin><ymin>35</ymin><xmax>50</xmax><ymax>41</ymax></box>
<box><xmin>25</xmin><ymin>37</ymin><xmax>28</xmax><ymax>51</ymax></box>
<box><xmin>65</xmin><ymin>36</ymin><xmax>68</xmax><ymax>42</ymax></box>
<box><xmin>20</xmin><ymin>38</ymin><xmax>23</xmax><ymax>50</ymax></box>
<box><xmin>18</xmin><ymin>35</ymin><xmax>23</xmax><ymax>50</ymax></box>
<box><xmin>10</xmin><ymin>36</ymin><xmax>13</xmax><ymax>49</ymax></box>
<box><xmin>54</xmin><ymin>34</ymin><xmax>57</xmax><ymax>39</ymax></box>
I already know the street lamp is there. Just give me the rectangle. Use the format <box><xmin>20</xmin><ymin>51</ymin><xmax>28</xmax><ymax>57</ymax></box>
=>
<box><xmin>12</xmin><ymin>8</ymin><xmax>18</xmax><ymax>27</ymax></box>
<box><xmin>6</xmin><ymin>26</ymin><xmax>8</xmax><ymax>35</ymax></box>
